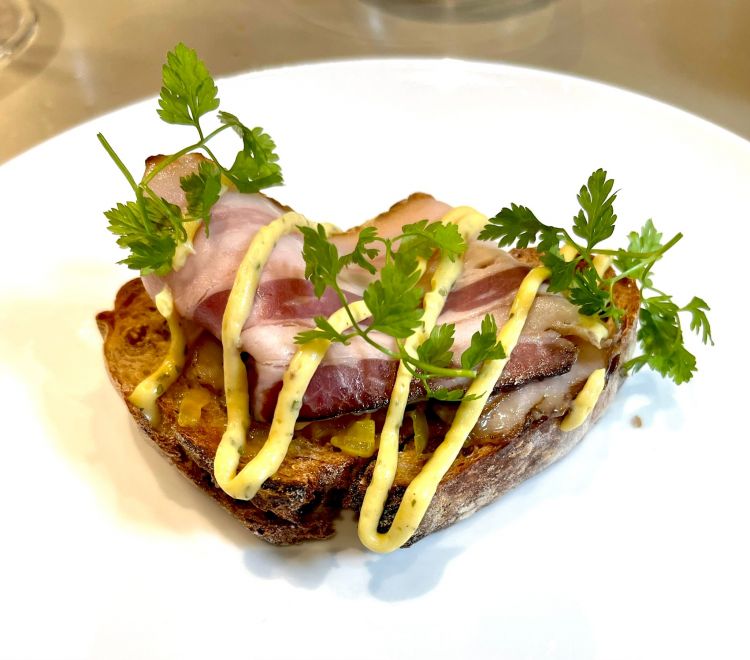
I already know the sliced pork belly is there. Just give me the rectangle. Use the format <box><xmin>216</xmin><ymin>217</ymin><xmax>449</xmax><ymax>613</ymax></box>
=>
<box><xmin>473</xmin><ymin>341</ymin><xmax>606</xmax><ymax>440</ymax></box>
<box><xmin>141</xmin><ymin>155</ymin><xmax>602</xmax><ymax>421</ymax></box>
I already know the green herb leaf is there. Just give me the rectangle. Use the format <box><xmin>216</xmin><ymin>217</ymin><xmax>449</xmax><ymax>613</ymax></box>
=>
<box><xmin>541</xmin><ymin>248</ymin><xmax>578</xmax><ymax>293</ymax></box>
<box><xmin>573</xmin><ymin>168</ymin><xmax>617</xmax><ymax>249</ymax></box>
<box><xmin>364</xmin><ymin>259</ymin><xmax>424</xmax><ymax>338</ymax></box>
<box><xmin>219</xmin><ymin>111</ymin><xmax>283</xmax><ymax>192</ymax></box>
<box><xmin>339</xmin><ymin>226</ymin><xmax>380</xmax><ymax>274</ymax></box>
<box><xmin>417</xmin><ymin>323</ymin><xmax>456</xmax><ymax>369</ymax></box>
<box><xmin>296</xmin><ymin>215</ymin><xmax>488</xmax><ymax>398</ymax></box>
<box><xmin>682</xmin><ymin>296</ymin><xmax>714</xmax><ymax>345</ymax></box>
<box><xmin>299</xmin><ymin>224</ymin><xmax>342</xmax><ymax>298</ymax></box>
<box><xmin>626</xmin><ymin>218</ymin><xmax>663</xmax><ymax>254</ymax></box>
<box><xmin>614</xmin><ymin>219</ymin><xmax>663</xmax><ymax>286</ymax></box>
<box><xmin>401</xmin><ymin>220</ymin><xmax>467</xmax><ymax>262</ymax></box>
<box><xmin>157</xmin><ymin>43</ymin><xmax>219</xmax><ymax>127</ymax></box>
<box><xmin>294</xmin><ymin>316</ymin><xmax>351</xmax><ymax>345</ymax></box>
<box><xmin>481</xmin><ymin>168</ymin><xmax>712</xmax><ymax>385</ymax></box>
<box><xmin>628</xmin><ymin>297</ymin><xmax>697</xmax><ymax>384</ymax></box>
<box><xmin>479</xmin><ymin>204</ymin><xmax>563</xmax><ymax>253</ymax></box>
<box><xmin>460</xmin><ymin>314</ymin><xmax>506</xmax><ymax>371</ymax></box>
<box><xmin>180</xmin><ymin>160</ymin><xmax>222</xmax><ymax>230</ymax></box>
<box><xmin>430</xmin><ymin>388</ymin><xmax>465</xmax><ymax>402</ymax></box>
<box><xmin>429</xmin><ymin>388</ymin><xmax>482</xmax><ymax>402</ymax></box>
<box><xmin>103</xmin><ymin>44</ymin><xmax>284</xmax><ymax>277</ymax></box>
<box><xmin>105</xmin><ymin>198</ymin><xmax>183</xmax><ymax>275</ymax></box>
<box><xmin>568</xmin><ymin>267</ymin><xmax>610</xmax><ymax>317</ymax></box>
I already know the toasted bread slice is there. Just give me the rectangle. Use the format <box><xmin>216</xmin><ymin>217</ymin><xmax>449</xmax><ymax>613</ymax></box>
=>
<box><xmin>97</xmin><ymin>279</ymin><xmax>365</xmax><ymax>544</ymax></box>
<box><xmin>96</xmin><ymin>249</ymin><xmax>639</xmax><ymax>546</ymax></box>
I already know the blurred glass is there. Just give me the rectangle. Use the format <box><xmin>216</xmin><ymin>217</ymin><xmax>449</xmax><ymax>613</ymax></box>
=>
<box><xmin>281</xmin><ymin>0</ymin><xmax>557</xmax><ymax>51</ymax></box>
<box><xmin>0</xmin><ymin>0</ymin><xmax>37</xmax><ymax>64</ymax></box>
<box><xmin>363</xmin><ymin>0</ymin><xmax>551</xmax><ymax>22</ymax></box>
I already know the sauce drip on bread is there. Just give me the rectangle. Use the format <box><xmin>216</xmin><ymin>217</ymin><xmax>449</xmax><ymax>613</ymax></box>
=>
<box><xmin>128</xmin><ymin>286</ymin><xmax>185</xmax><ymax>426</ymax></box>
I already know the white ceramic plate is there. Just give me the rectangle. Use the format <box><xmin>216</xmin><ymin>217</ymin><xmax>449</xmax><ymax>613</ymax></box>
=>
<box><xmin>1</xmin><ymin>60</ymin><xmax>747</xmax><ymax>660</ymax></box>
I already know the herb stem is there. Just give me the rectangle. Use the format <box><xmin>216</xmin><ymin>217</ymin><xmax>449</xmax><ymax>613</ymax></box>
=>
<box><xmin>201</xmin><ymin>144</ymin><xmax>228</xmax><ymax>177</ymax></box>
<box><xmin>140</xmin><ymin>123</ymin><xmax>233</xmax><ymax>186</ymax></box>
<box><xmin>562</xmin><ymin>229</ymin><xmax>588</xmax><ymax>262</ymax></box>
<box><xmin>595</xmin><ymin>232</ymin><xmax>683</xmax><ymax>259</ymax></box>
<box><xmin>608</xmin><ymin>233</ymin><xmax>683</xmax><ymax>285</ymax></box>
<box><xmin>195</xmin><ymin>116</ymin><xmax>205</xmax><ymax>142</ymax></box>
<box><xmin>560</xmin><ymin>229</ymin><xmax>600</xmax><ymax>271</ymax></box>
<box><xmin>98</xmin><ymin>132</ymin><xmax>154</xmax><ymax>235</ymax></box>
<box><xmin>404</xmin><ymin>356</ymin><xmax>476</xmax><ymax>380</ymax></box>
<box><xmin>329</xmin><ymin>279</ymin><xmax>477</xmax><ymax>381</ymax></box>
<box><xmin>98</xmin><ymin>133</ymin><xmax>140</xmax><ymax>195</ymax></box>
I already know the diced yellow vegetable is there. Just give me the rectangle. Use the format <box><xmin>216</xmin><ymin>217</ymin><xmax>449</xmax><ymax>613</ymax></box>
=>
<box><xmin>330</xmin><ymin>419</ymin><xmax>377</xmax><ymax>458</ymax></box>
<box><xmin>194</xmin><ymin>340</ymin><xmax>224</xmax><ymax>391</ymax></box>
<box><xmin>177</xmin><ymin>387</ymin><xmax>212</xmax><ymax>427</ymax></box>
<box><xmin>408</xmin><ymin>409</ymin><xmax>429</xmax><ymax>453</ymax></box>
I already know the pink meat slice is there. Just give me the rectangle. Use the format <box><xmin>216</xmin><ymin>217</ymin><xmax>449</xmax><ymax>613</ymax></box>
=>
<box><xmin>142</xmin><ymin>155</ymin><xmax>593</xmax><ymax>421</ymax></box>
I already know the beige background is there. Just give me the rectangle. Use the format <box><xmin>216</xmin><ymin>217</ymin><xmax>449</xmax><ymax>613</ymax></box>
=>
<box><xmin>2</xmin><ymin>0</ymin><xmax>749</xmax><ymax>164</ymax></box>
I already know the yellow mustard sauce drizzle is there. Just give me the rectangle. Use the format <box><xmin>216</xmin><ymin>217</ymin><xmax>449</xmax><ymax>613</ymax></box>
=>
<box><xmin>216</xmin><ymin>300</ymin><xmax>371</xmax><ymax>498</ymax></box>
<box><xmin>128</xmin><ymin>286</ymin><xmax>186</xmax><ymax>427</ymax></box>
<box><xmin>359</xmin><ymin>260</ymin><xmax>552</xmax><ymax>552</ymax></box>
<box><xmin>577</xmin><ymin>314</ymin><xmax>610</xmax><ymax>344</ymax></box>
<box><xmin>172</xmin><ymin>219</ymin><xmax>203</xmax><ymax>271</ymax></box>
<box><xmin>213</xmin><ymin>212</ymin><xmax>339</xmax><ymax>497</ymax></box>
<box><xmin>560</xmin><ymin>368</ymin><xmax>607</xmax><ymax>432</ymax></box>
<box><xmin>357</xmin><ymin>207</ymin><xmax>490</xmax><ymax>552</ymax></box>
<box><xmin>214</xmin><ymin>264</ymin><xmax>439</xmax><ymax>497</ymax></box>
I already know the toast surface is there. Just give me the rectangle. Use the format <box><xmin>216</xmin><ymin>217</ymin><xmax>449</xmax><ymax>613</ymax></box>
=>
<box><xmin>97</xmin><ymin>252</ymin><xmax>639</xmax><ymax>546</ymax></box>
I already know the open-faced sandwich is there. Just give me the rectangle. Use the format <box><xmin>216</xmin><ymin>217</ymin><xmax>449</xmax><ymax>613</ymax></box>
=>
<box><xmin>96</xmin><ymin>45</ymin><xmax>712</xmax><ymax>552</ymax></box>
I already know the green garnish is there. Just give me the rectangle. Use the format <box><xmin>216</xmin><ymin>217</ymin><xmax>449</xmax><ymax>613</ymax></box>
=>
<box><xmin>479</xmin><ymin>168</ymin><xmax>713</xmax><ymax>384</ymax></box>
<box><xmin>100</xmin><ymin>43</ymin><xmax>282</xmax><ymax>275</ymax></box>
<box><xmin>294</xmin><ymin>220</ymin><xmax>505</xmax><ymax>400</ymax></box>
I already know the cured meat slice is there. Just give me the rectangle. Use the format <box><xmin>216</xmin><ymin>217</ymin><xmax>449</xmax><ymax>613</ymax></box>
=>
<box><xmin>142</xmin><ymin>155</ymin><xmax>601</xmax><ymax>421</ymax></box>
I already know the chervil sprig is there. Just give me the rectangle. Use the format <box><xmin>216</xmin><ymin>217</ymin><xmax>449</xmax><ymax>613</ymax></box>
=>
<box><xmin>479</xmin><ymin>168</ymin><xmax>712</xmax><ymax>384</ymax></box>
<box><xmin>294</xmin><ymin>221</ymin><xmax>505</xmax><ymax>401</ymax></box>
<box><xmin>100</xmin><ymin>43</ymin><xmax>283</xmax><ymax>275</ymax></box>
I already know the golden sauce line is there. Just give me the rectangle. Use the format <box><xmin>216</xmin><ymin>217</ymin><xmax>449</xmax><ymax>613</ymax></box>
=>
<box><xmin>213</xmin><ymin>258</ymin><xmax>431</xmax><ymax>497</ymax></box>
<box><xmin>357</xmin><ymin>207</ymin><xmax>490</xmax><ymax>552</ymax></box>
<box><xmin>359</xmin><ymin>265</ymin><xmax>552</xmax><ymax>552</ymax></box>
<box><xmin>172</xmin><ymin>219</ymin><xmax>203</xmax><ymax>271</ymax></box>
<box><xmin>213</xmin><ymin>212</ymin><xmax>338</xmax><ymax>495</ymax></box>
<box><xmin>128</xmin><ymin>286</ymin><xmax>186</xmax><ymax>427</ymax></box>
<box><xmin>216</xmin><ymin>300</ymin><xmax>371</xmax><ymax>499</ymax></box>
<box><xmin>127</xmin><ymin>214</ymin><xmax>212</xmax><ymax>423</ymax></box>
<box><xmin>560</xmin><ymin>368</ymin><xmax>607</xmax><ymax>431</ymax></box>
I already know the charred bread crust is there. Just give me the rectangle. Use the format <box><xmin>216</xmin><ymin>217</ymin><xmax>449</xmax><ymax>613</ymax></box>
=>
<box><xmin>96</xmin><ymin>280</ymin><xmax>355</xmax><ymax>545</ymax></box>
<box><xmin>97</xmin><ymin>251</ymin><xmax>639</xmax><ymax>547</ymax></box>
